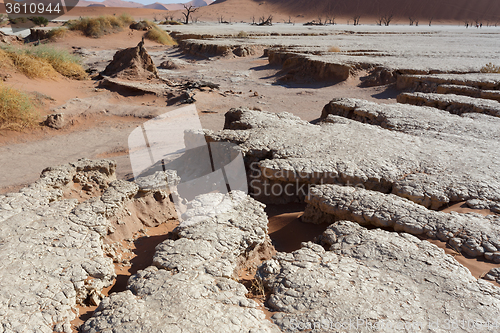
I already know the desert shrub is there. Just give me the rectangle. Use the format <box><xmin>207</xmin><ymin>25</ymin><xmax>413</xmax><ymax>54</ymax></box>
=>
<box><xmin>237</xmin><ymin>31</ymin><xmax>248</xmax><ymax>38</ymax></box>
<box><xmin>9</xmin><ymin>17</ymin><xmax>28</xmax><ymax>25</ymax></box>
<box><xmin>0</xmin><ymin>84</ymin><xmax>40</xmax><ymax>130</ymax></box>
<box><xmin>144</xmin><ymin>25</ymin><xmax>177</xmax><ymax>45</ymax></box>
<box><xmin>47</xmin><ymin>27</ymin><xmax>67</xmax><ymax>40</ymax></box>
<box><xmin>66</xmin><ymin>14</ymin><xmax>132</xmax><ymax>38</ymax></box>
<box><xmin>0</xmin><ymin>48</ymin><xmax>13</xmax><ymax>68</ymax></box>
<box><xmin>161</xmin><ymin>20</ymin><xmax>182</xmax><ymax>25</ymax></box>
<box><xmin>30</xmin><ymin>16</ymin><xmax>49</xmax><ymax>27</ymax></box>
<box><xmin>0</xmin><ymin>45</ymin><xmax>87</xmax><ymax>79</ymax></box>
<box><xmin>480</xmin><ymin>63</ymin><xmax>500</xmax><ymax>73</ymax></box>
<box><xmin>0</xmin><ymin>14</ymin><xmax>7</xmax><ymax>25</ymax></box>
<box><xmin>328</xmin><ymin>46</ymin><xmax>341</xmax><ymax>52</ymax></box>
<box><xmin>130</xmin><ymin>20</ymin><xmax>154</xmax><ymax>30</ymax></box>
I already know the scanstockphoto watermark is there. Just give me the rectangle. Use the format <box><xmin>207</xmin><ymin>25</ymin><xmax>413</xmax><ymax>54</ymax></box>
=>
<box><xmin>248</xmin><ymin>161</ymin><xmax>366</xmax><ymax>198</ymax></box>
<box><xmin>128</xmin><ymin>104</ymin><xmax>248</xmax><ymax>226</ymax></box>
<box><xmin>5</xmin><ymin>0</ymin><xmax>80</xmax><ymax>32</ymax></box>
<box><xmin>287</xmin><ymin>317</ymin><xmax>500</xmax><ymax>331</ymax></box>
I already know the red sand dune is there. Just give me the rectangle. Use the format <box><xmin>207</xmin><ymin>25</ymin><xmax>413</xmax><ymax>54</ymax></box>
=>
<box><xmin>257</xmin><ymin>0</ymin><xmax>500</xmax><ymax>22</ymax></box>
<box><xmin>189</xmin><ymin>0</ymin><xmax>500</xmax><ymax>24</ymax></box>
<box><xmin>2</xmin><ymin>0</ymin><xmax>498</xmax><ymax>23</ymax></box>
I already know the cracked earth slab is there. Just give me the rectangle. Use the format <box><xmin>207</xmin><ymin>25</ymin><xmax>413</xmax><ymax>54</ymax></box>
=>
<box><xmin>204</xmin><ymin>108</ymin><xmax>500</xmax><ymax>209</ymax></box>
<box><xmin>303</xmin><ymin>184</ymin><xmax>500</xmax><ymax>259</ymax></box>
<box><xmin>397</xmin><ymin>73</ymin><xmax>500</xmax><ymax>91</ymax></box>
<box><xmin>321</xmin><ymin>97</ymin><xmax>500</xmax><ymax>143</ymax></box>
<box><xmin>81</xmin><ymin>191</ymin><xmax>280</xmax><ymax>333</ymax></box>
<box><xmin>436</xmin><ymin>84</ymin><xmax>500</xmax><ymax>102</ymax></box>
<box><xmin>0</xmin><ymin>159</ymin><xmax>126</xmax><ymax>332</ymax></box>
<box><xmin>258</xmin><ymin>221</ymin><xmax>500</xmax><ymax>332</ymax></box>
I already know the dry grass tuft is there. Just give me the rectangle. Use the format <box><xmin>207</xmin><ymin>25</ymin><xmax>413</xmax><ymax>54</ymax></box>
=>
<box><xmin>28</xmin><ymin>45</ymin><xmax>87</xmax><ymax>80</ymax></box>
<box><xmin>0</xmin><ymin>84</ymin><xmax>40</xmax><ymax>130</ymax></box>
<box><xmin>328</xmin><ymin>46</ymin><xmax>341</xmax><ymax>52</ymax></box>
<box><xmin>47</xmin><ymin>27</ymin><xmax>68</xmax><ymax>40</ymax></box>
<box><xmin>66</xmin><ymin>14</ymin><xmax>132</xmax><ymax>38</ymax></box>
<box><xmin>0</xmin><ymin>48</ymin><xmax>14</xmax><ymax>68</ymax></box>
<box><xmin>7</xmin><ymin>52</ymin><xmax>58</xmax><ymax>78</ymax></box>
<box><xmin>144</xmin><ymin>25</ymin><xmax>177</xmax><ymax>45</ymax></box>
<box><xmin>480</xmin><ymin>63</ymin><xmax>500</xmax><ymax>73</ymax></box>
<box><xmin>1</xmin><ymin>45</ymin><xmax>87</xmax><ymax>80</ymax></box>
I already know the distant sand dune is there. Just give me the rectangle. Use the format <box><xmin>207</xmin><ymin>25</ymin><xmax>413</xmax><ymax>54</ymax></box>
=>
<box><xmin>1</xmin><ymin>0</ymin><xmax>498</xmax><ymax>24</ymax></box>
<box><xmin>257</xmin><ymin>0</ymin><xmax>500</xmax><ymax>22</ymax></box>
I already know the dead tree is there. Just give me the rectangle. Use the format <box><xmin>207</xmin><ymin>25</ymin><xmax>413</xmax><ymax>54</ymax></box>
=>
<box><xmin>325</xmin><ymin>3</ymin><xmax>336</xmax><ymax>25</ymax></box>
<box><xmin>218</xmin><ymin>15</ymin><xmax>229</xmax><ymax>24</ymax></box>
<box><xmin>409</xmin><ymin>16</ymin><xmax>415</xmax><ymax>26</ymax></box>
<box><xmin>258</xmin><ymin>15</ymin><xmax>273</xmax><ymax>26</ymax></box>
<box><xmin>352</xmin><ymin>15</ymin><xmax>360</xmax><ymax>26</ymax></box>
<box><xmin>381</xmin><ymin>14</ymin><xmax>393</xmax><ymax>26</ymax></box>
<box><xmin>182</xmin><ymin>4</ymin><xmax>198</xmax><ymax>24</ymax></box>
<box><xmin>428</xmin><ymin>16</ymin><xmax>433</xmax><ymax>26</ymax></box>
<box><xmin>164</xmin><ymin>12</ymin><xmax>175</xmax><ymax>21</ymax></box>
<box><xmin>326</xmin><ymin>14</ymin><xmax>336</xmax><ymax>25</ymax></box>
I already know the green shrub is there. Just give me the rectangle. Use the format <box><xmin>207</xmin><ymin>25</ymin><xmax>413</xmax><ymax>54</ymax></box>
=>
<box><xmin>30</xmin><ymin>16</ymin><xmax>49</xmax><ymax>27</ymax></box>
<box><xmin>0</xmin><ymin>84</ymin><xmax>40</xmax><ymax>130</ymax></box>
<box><xmin>144</xmin><ymin>25</ymin><xmax>177</xmax><ymax>45</ymax></box>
